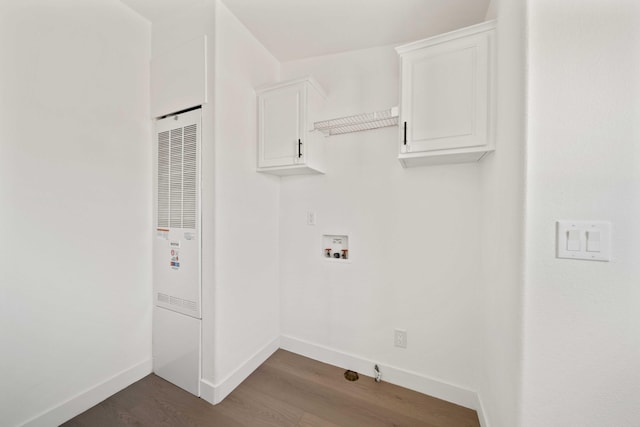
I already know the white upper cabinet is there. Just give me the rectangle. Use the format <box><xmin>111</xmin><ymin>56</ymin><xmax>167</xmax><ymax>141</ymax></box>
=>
<box><xmin>256</xmin><ymin>77</ymin><xmax>326</xmax><ymax>175</ymax></box>
<box><xmin>396</xmin><ymin>21</ymin><xmax>495</xmax><ymax>167</ymax></box>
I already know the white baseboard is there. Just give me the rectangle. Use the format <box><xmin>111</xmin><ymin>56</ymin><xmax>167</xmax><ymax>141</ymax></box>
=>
<box><xmin>21</xmin><ymin>337</ymin><xmax>486</xmax><ymax>425</ymax></box>
<box><xmin>200</xmin><ymin>336</ymin><xmax>280</xmax><ymax>405</ymax></box>
<box><xmin>199</xmin><ymin>377</ymin><xmax>216</xmax><ymax>405</ymax></box>
<box><xmin>20</xmin><ymin>359</ymin><xmax>152</xmax><ymax>427</ymax></box>
<box><xmin>280</xmin><ymin>335</ymin><xmax>479</xmax><ymax>411</ymax></box>
<box><xmin>475</xmin><ymin>393</ymin><xmax>490</xmax><ymax>427</ymax></box>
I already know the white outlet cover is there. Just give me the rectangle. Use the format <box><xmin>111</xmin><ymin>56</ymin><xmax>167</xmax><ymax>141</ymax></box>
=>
<box><xmin>306</xmin><ymin>211</ymin><xmax>316</xmax><ymax>225</ymax></box>
<box><xmin>394</xmin><ymin>329</ymin><xmax>407</xmax><ymax>348</ymax></box>
<box><xmin>556</xmin><ymin>220</ymin><xmax>611</xmax><ymax>261</ymax></box>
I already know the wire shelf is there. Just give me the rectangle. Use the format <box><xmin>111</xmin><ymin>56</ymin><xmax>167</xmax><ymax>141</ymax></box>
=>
<box><xmin>314</xmin><ymin>107</ymin><xmax>399</xmax><ymax>136</ymax></box>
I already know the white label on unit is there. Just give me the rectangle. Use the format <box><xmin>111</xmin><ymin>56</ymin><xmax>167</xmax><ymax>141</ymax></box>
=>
<box><xmin>556</xmin><ymin>221</ymin><xmax>612</xmax><ymax>261</ymax></box>
<box><xmin>170</xmin><ymin>247</ymin><xmax>180</xmax><ymax>270</ymax></box>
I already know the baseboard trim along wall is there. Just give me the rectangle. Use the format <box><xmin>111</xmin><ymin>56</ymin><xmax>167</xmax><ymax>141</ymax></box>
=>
<box><xmin>280</xmin><ymin>335</ymin><xmax>482</xmax><ymax>413</ymax></box>
<box><xmin>19</xmin><ymin>359</ymin><xmax>152</xmax><ymax>427</ymax></box>
<box><xmin>475</xmin><ymin>393</ymin><xmax>490</xmax><ymax>427</ymax></box>
<box><xmin>20</xmin><ymin>339</ymin><xmax>489</xmax><ymax>426</ymax></box>
<box><xmin>200</xmin><ymin>336</ymin><xmax>280</xmax><ymax>405</ymax></box>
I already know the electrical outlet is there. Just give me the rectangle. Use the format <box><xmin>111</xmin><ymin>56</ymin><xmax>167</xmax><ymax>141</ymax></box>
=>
<box><xmin>394</xmin><ymin>329</ymin><xmax>407</xmax><ymax>348</ymax></box>
<box><xmin>306</xmin><ymin>211</ymin><xmax>316</xmax><ymax>225</ymax></box>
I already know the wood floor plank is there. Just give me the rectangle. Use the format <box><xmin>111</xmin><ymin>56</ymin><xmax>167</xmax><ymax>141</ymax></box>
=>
<box><xmin>297</xmin><ymin>412</ymin><xmax>342</xmax><ymax>427</ymax></box>
<box><xmin>66</xmin><ymin>375</ymin><xmax>243</xmax><ymax>427</ymax></box>
<box><xmin>241</xmin><ymin>362</ymin><xmax>450</xmax><ymax>426</ymax></box>
<box><xmin>63</xmin><ymin>350</ymin><xmax>480</xmax><ymax>427</ymax></box>
<box><xmin>213</xmin><ymin>385</ymin><xmax>304</xmax><ymax>426</ymax></box>
<box><xmin>265</xmin><ymin>350</ymin><xmax>479</xmax><ymax>426</ymax></box>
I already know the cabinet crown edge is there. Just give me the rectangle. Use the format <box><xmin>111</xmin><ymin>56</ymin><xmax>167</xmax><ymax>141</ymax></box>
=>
<box><xmin>395</xmin><ymin>20</ymin><xmax>496</xmax><ymax>55</ymax></box>
<box><xmin>255</xmin><ymin>76</ymin><xmax>327</xmax><ymax>99</ymax></box>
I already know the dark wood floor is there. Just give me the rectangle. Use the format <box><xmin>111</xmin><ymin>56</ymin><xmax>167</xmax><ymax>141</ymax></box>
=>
<box><xmin>63</xmin><ymin>350</ymin><xmax>480</xmax><ymax>427</ymax></box>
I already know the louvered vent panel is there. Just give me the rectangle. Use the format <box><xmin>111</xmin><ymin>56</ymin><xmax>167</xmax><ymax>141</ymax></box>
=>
<box><xmin>182</xmin><ymin>124</ymin><xmax>197</xmax><ymax>229</ymax></box>
<box><xmin>157</xmin><ymin>131</ymin><xmax>170</xmax><ymax>228</ymax></box>
<box><xmin>156</xmin><ymin>116</ymin><xmax>199</xmax><ymax>231</ymax></box>
<box><xmin>182</xmin><ymin>299</ymin><xmax>197</xmax><ymax>312</ymax></box>
<box><xmin>169</xmin><ymin>128</ymin><xmax>183</xmax><ymax>228</ymax></box>
<box><xmin>157</xmin><ymin>292</ymin><xmax>197</xmax><ymax>312</ymax></box>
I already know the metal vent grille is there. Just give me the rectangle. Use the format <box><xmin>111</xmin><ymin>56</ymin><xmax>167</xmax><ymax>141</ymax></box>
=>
<box><xmin>182</xmin><ymin>124</ymin><xmax>197</xmax><ymax>229</ymax></box>
<box><xmin>156</xmin><ymin>120</ymin><xmax>198</xmax><ymax>230</ymax></box>
<box><xmin>157</xmin><ymin>132</ymin><xmax>170</xmax><ymax>228</ymax></box>
<box><xmin>169</xmin><ymin>128</ymin><xmax>183</xmax><ymax>228</ymax></box>
<box><xmin>182</xmin><ymin>299</ymin><xmax>197</xmax><ymax>312</ymax></box>
<box><xmin>157</xmin><ymin>292</ymin><xmax>197</xmax><ymax>312</ymax></box>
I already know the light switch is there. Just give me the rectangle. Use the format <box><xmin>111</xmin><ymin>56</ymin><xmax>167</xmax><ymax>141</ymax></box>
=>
<box><xmin>567</xmin><ymin>230</ymin><xmax>581</xmax><ymax>251</ymax></box>
<box><xmin>557</xmin><ymin>221</ymin><xmax>611</xmax><ymax>261</ymax></box>
<box><xmin>586</xmin><ymin>230</ymin><xmax>601</xmax><ymax>252</ymax></box>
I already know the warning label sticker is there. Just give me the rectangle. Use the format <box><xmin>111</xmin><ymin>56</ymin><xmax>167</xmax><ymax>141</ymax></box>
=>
<box><xmin>170</xmin><ymin>248</ymin><xmax>180</xmax><ymax>270</ymax></box>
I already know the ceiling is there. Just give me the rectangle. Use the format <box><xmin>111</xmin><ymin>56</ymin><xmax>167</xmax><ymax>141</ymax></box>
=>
<box><xmin>121</xmin><ymin>0</ymin><xmax>491</xmax><ymax>61</ymax></box>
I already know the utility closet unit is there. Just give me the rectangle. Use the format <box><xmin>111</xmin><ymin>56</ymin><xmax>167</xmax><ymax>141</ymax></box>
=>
<box><xmin>151</xmin><ymin>35</ymin><xmax>207</xmax><ymax>397</ymax></box>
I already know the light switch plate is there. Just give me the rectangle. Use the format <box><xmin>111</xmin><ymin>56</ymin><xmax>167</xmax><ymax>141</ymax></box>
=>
<box><xmin>556</xmin><ymin>221</ymin><xmax>611</xmax><ymax>261</ymax></box>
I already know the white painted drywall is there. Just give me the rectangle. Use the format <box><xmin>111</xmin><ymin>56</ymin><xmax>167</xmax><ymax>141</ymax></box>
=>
<box><xmin>278</xmin><ymin>46</ymin><xmax>482</xmax><ymax>393</ymax></box>
<box><xmin>477</xmin><ymin>0</ymin><xmax>527</xmax><ymax>426</ymax></box>
<box><xmin>0</xmin><ymin>1</ymin><xmax>151</xmax><ymax>425</ymax></box>
<box><xmin>485</xmin><ymin>0</ymin><xmax>497</xmax><ymax>20</ymax></box>
<box><xmin>210</xmin><ymin>0</ymin><xmax>281</xmax><ymax>388</ymax></box>
<box><xmin>523</xmin><ymin>1</ymin><xmax>640</xmax><ymax>426</ymax></box>
<box><xmin>221</xmin><ymin>0</ymin><xmax>491</xmax><ymax>62</ymax></box>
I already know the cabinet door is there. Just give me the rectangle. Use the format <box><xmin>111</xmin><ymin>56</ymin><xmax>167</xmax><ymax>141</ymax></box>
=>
<box><xmin>258</xmin><ymin>84</ymin><xmax>305</xmax><ymax>168</ymax></box>
<box><xmin>400</xmin><ymin>32</ymin><xmax>489</xmax><ymax>154</ymax></box>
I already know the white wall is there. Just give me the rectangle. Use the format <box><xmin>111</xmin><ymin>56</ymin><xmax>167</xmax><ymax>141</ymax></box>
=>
<box><xmin>485</xmin><ymin>0</ymin><xmax>497</xmax><ymax>20</ymax></box>
<box><xmin>279</xmin><ymin>47</ymin><xmax>482</xmax><ymax>400</ymax></box>
<box><xmin>523</xmin><ymin>1</ymin><xmax>640</xmax><ymax>426</ymax></box>
<box><xmin>0</xmin><ymin>1</ymin><xmax>151</xmax><ymax>426</ymax></box>
<box><xmin>210</xmin><ymin>0</ymin><xmax>281</xmax><ymax>392</ymax></box>
<box><xmin>477</xmin><ymin>1</ymin><xmax>526</xmax><ymax>426</ymax></box>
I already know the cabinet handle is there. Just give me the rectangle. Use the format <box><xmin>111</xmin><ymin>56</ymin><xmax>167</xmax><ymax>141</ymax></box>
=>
<box><xmin>403</xmin><ymin>122</ymin><xmax>407</xmax><ymax>145</ymax></box>
<box><xmin>298</xmin><ymin>139</ymin><xmax>302</xmax><ymax>158</ymax></box>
